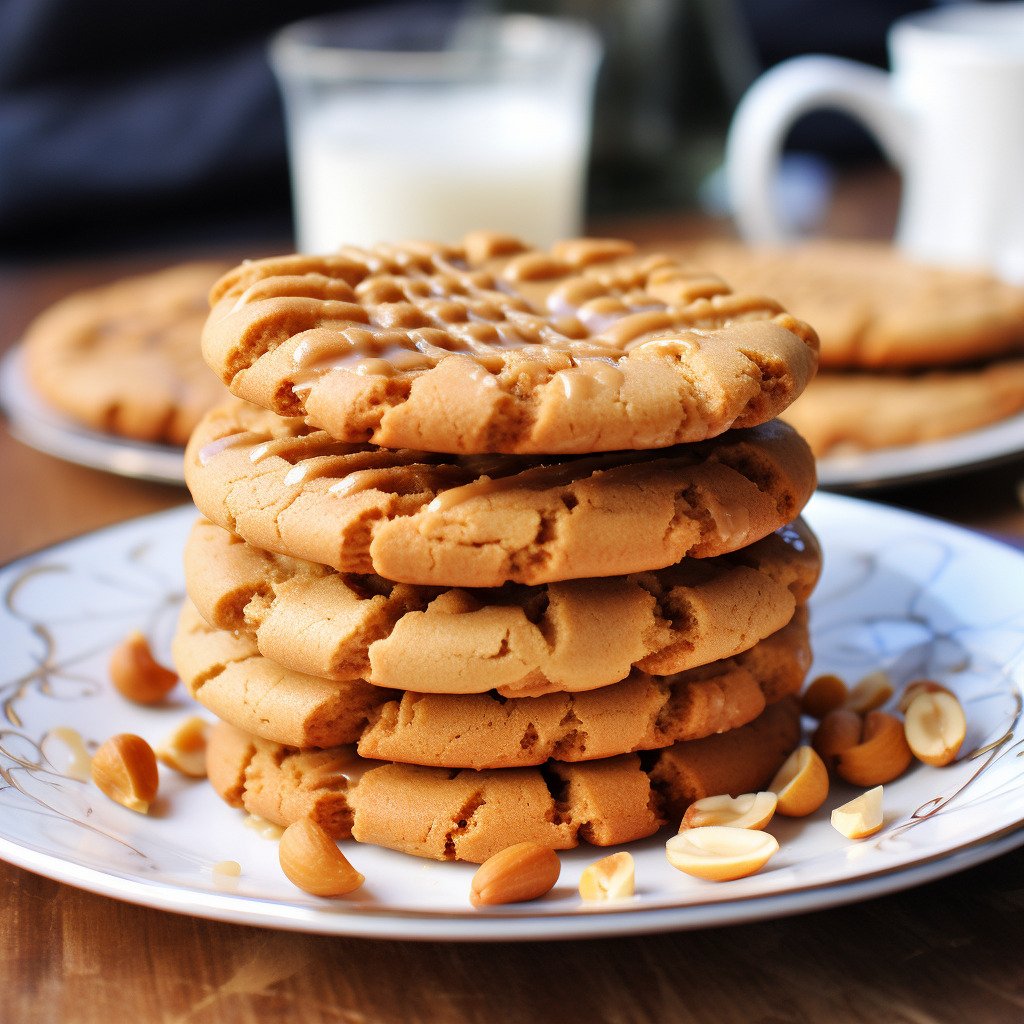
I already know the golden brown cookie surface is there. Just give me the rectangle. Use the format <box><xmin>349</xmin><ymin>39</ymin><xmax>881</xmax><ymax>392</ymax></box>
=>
<box><xmin>206</xmin><ymin>697</ymin><xmax>801</xmax><ymax>862</ymax></box>
<box><xmin>24</xmin><ymin>262</ymin><xmax>229</xmax><ymax>445</ymax></box>
<box><xmin>184</xmin><ymin>517</ymin><xmax>820</xmax><ymax>693</ymax></box>
<box><xmin>172</xmin><ymin>600</ymin><xmax>387</xmax><ymax>750</ymax></box>
<box><xmin>174</xmin><ymin>598</ymin><xmax>808</xmax><ymax>762</ymax></box>
<box><xmin>357</xmin><ymin>611</ymin><xmax>809</xmax><ymax>768</ymax></box>
<box><xmin>184</xmin><ymin>400</ymin><xmax>816</xmax><ymax>587</ymax></box>
<box><xmin>671</xmin><ymin>240</ymin><xmax>1024</xmax><ymax>370</ymax></box>
<box><xmin>782</xmin><ymin>359</ymin><xmax>1024</xmax><ymax>455</ymax></box>
<box><xmin>201</xmin><ymin>235</ymin><xmax>818</xmax><ymax>454</ymax></box>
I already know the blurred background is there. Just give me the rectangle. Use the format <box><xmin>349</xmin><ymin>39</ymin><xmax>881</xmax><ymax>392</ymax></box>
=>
<box><xmin>0</xmin><ymin>0</ymin><xmax>934</xmax><ymax>261</ymax></box>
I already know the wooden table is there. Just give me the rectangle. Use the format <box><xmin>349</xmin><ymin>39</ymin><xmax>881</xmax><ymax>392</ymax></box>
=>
<box><xmin>3</xmin><ymin>210</ymin><xmax>1024</xmax><ymax>1024</ymax></box>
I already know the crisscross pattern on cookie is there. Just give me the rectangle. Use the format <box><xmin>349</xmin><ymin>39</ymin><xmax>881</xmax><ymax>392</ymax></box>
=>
<box><xmin>202</xmin><ymin>235</ymin><xmax>818</xmax><ymax>453</ymax></box>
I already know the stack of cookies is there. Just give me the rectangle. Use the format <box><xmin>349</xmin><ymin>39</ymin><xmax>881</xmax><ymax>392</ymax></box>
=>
<box><xmin>174</xmin><ymin>234</ymin><xmax>822</xmax><ymax>863</ymax></box>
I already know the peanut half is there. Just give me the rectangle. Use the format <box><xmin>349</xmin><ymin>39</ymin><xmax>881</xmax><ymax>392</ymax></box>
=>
<box><xmin>666</xmin><ymin>827</ymin><xmax>778</xmax><ymax>882</ymax></box>
<box><xmin>769</xmin><ymin>746</ymin><xmax>829</xmax><ymax>817</ymax></box>
<box><xmin>831</xmin><ymin>786</ymin><xmax>884</xmax><ymax>839</ymax></box>
<box><xmin>470</xmin><ymin>842</ymin><xmax>560</xmax><ymax>907</ymax></box>
<box><xmin>801</xmin><ymin>673</ymin><xmax>849</xmax><ymax>720</ymax></box>
<box><xmin>278</xmin><ymin>818</ymin><xmax>364</xmax><ymax>897</ymax></box>
<box><xmin>680</xmin><ymin>792</ymin><xmax>777</xmax><ymax>831</ymax></box>
<box><xmin>91</xmin><ymin>733</ymin><xmax>159</xmax><ymax>813</ymax></box>
<box><xmin>904</xmin><ymin>690</ymin><xmax>966</xmax><ymax>767</ymax></box>
<box><xmin>843</xmin><ymin>670</ymin><xmax>894</xmax><ymax>714</ymax></box>
<box><xmin>834</xmin><ymin>711</ymin><xmax>913</xmax><ymax>786</ymax></box>
<box><xmin>109</xmin><ymin>631</ymin><xmax>178</xmax><ymax>705</ymax></box>
<box><xmin>812</xmin><ymin>708</ymin><xmax>862</xmax><ymax>769</ymax></box>
<box><xmin>898</xmin><ymin>679</ymin><xmax>956</xmax><ymax>714</ymax></box>
<box><xmin>578</xmin><ymin>852</ymin><xmax>635</xmax><ymax>902</ymax></box>
<box><xmin>155</xmin><ymin>716</ymin><xmax>210</xmax><ymax>778</ymax></box>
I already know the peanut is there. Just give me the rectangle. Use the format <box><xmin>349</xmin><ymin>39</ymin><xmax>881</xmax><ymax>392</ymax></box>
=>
<box><xmin>835</xmin><ymin>711</ymin><xmax>913</xmax><ymax>786</ymax></box>
<box><xmin>155</xmin><ymin>716</ymin><xmax>209</xmax><ymax>778</ymax></box>
<box><xmin>470</xmin><ymin>842</ymin><xmax>560</xmax><ymax>907</ymax></box>
<box><xmin>831</xmin><ymin>786</ymin><xmax>884</xmax><ymax>839</ymax></box>
<box><xmin>904</xmin><ymin>690</ymin><xmax>966</xmax><ymax>767</ymax></box>
<box><xmin>769</xmin><ymin>746</ymin><xmax>829</xmax><ymax>816</ymax></box>
<box><xmin>109</xmin><ymin>631</ymin><xmax>177</xmax><ymax>704</ymax></box>
<box><xmin>801</xmin><ymin>674</ymin><xmax>848</xmax><ymax>720</ymax></box>
<box><xmin>665</xmin><ymin>827</ymin><xmax>778</xmax><ymax>882</ymax></box>
<box><xmin>278</xmin><ymin>818</ymin><xmax>364</xmax><ymax>897</ymax></box>
<box><xmin>91</xmin><ymin>733</ymin><xmax>158</xmax><ymax>813</ymax></box>
<box><xmin>680</xmin><ymin>792</ymin><xmax>777</xmax><ymax>831</ymax></box>
<box><xmin>812</xmin><ymin>708</ymin><xmax>862</xmax><ymax>768</ymax></box>
<box><xmin>578</xmin><ymin>852</ymin><xmax>635</xmax><ymax>902</ymax></box>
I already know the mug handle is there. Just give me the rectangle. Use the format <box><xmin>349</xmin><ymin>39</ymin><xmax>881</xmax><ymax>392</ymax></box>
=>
<box><xmin>725</xmin><ymin>55</ymin><xmax>911</xmax><ymax>242</ymax></box>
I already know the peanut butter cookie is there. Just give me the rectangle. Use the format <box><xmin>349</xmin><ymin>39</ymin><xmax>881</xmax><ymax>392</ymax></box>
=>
<box><xmin>200</xmin><ymin>234</ymin><xmax>818</xmax><ymax>454</ymax></box>
<box><xmin>184</xmin><ymin>400</ymin><xmax>816</xmax><ymax>587</ymax></box>
<box><xmin>184</xmin><ymin>517</ymin><xmax>820</xmax><ymax>693</ymax></box>
<box><xmin>782</xmin><ymin>359</ymin><xmax>1024</xmax><ymax>455</ymax></box>
<box><xmin>205</xmin><ymin>697</ymin><xmax>801</xmax><ymax>862</ymax></box>
<box><xmin>174</xmin><ymin>598</ymin><xmax>808</xmax><ymax>763</ymax></box>
<box><xmin>24</xmin><ymin>262</ymin><xmax>229</xmax><ymax>444</ymax></box>
<box><xmin>671</xmin><ymin>240</ymin><xmax>1024</xmax><ymax>370</ymax></box>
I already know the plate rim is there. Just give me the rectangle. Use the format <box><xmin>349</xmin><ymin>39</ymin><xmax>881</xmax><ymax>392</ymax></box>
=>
<box><xmin>3</xmin><ymin>824</ymin><xmax>1023</xmax><ymax>942</ymax></box>
<box><xmin>814</xmin><ymin>407</ymin><xmax>1024</xmax><ymax>489</ymax></box>
<box><xmin>2</xmin><ymin>493</ymin><xmax>1024</xmax><ymax>940</ymax></box>
<box><xmin>0</xmin><ymin>344</ymin><xmax>187</xmax><ymax>486</ymax></box>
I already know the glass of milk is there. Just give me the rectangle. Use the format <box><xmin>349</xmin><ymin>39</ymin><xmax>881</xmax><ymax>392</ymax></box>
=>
<box><xmin>270</xmin><ymin>8</ymin><xmax>602</xmax><ymax>253</ymax></box>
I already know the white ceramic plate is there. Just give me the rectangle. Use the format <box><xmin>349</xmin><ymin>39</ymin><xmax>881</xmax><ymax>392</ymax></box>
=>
<box><xmin>814</xmin><ymin>410</ymin><xmax>1024</xmax><ymax>489</ymax></box>
<box><xmin>1</xmin><ymin>493</ymin><xmax>1023</xmax><ymax>941</ymax></box>
<box><xmin>0</xmin><ymin>345</ymin><xmax>186</xmax><ymax>485</ymax></box>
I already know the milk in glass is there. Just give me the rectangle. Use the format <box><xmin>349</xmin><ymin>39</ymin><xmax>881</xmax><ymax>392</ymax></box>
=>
<box><xmin>290</xmin><ymin>87</ymin><xmax>585</xmax><ymax>252</ymax></box>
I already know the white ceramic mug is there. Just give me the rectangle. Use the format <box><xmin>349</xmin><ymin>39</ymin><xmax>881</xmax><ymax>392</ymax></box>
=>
<box><xmin>726</xmin><ymin>2</ymin><xmax>1024</xmax><ymax>281</ymax></box>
